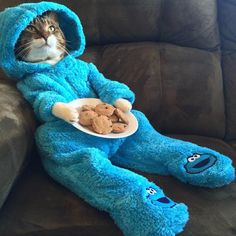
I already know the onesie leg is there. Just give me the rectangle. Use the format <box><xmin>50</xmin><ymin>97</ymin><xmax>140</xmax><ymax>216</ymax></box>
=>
<box><xmin>41</xmin><ymin>148</ymin><xmax>188</xmax><ymax>236</ymax></box>
<box><xmin>111</xmin><ymin>111</ymin><xmax>235</xmax><ymax>188</ymax></box>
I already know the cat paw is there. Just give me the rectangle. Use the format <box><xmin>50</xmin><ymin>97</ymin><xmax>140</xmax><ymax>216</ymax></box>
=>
<box><xmin>64</xmin><ymin>107</ymin><xmax>79</xmax><ymax>123</ymax></box>
<box><xmin>52</xmin><ymin>102</ymin><xmax>79</xmax><ymax>123</ymax></box>
<box><xmin>114</xmin><ymin>98</ymin><xmax>132</xmax><ymax>112</ymax></box>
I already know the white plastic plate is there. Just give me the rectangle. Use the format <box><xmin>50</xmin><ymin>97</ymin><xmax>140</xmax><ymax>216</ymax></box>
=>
<box><xmin>69</xmin><ymin>98</ymin><xmax>138</xmax><ymax>139</ymax></box>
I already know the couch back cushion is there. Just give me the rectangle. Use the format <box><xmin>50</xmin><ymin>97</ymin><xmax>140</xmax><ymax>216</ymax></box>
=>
<box><xmin>0</xmin><ymin>0</ymin><xmax>225</xmax><ymax>137</ymax></box>
<box><xmin>218</xmin><ymin>0</ymin><xmax>236</xmax><ymax>140</ymax></box>
<box><xmin>0</xmin><ymin>0</ymin><xmax>219</xmax><ymax>49</ymax></box>
<box><xmin>70</xmin><ymin>0</ymin><xmax>219</xmax><ymax>50</ymax></box>
<box><xmin>81</xmin><ymin>42</ymin><xmax>225</xmax><ymax>137</ymax></box>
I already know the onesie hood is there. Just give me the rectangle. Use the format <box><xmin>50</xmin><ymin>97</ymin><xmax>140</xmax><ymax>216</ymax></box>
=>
<box><xmin>0</xmin><ymin>1</ymin><xmax>85</xmax><ymax>79</ymax></box>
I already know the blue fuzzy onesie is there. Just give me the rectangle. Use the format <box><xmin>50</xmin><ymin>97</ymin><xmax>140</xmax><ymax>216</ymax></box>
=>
<box><xmin>0</xmin><ymin>2</ymin><xmax>235</xmax><ymax>236</ymax></box>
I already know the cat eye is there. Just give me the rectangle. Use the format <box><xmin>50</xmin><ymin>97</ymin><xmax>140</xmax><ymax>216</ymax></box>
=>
<box><xmin>48</xmin><ymin>25</ymin><xmax>55</xmax><ymax>32</ymax></box>
<box><xmin>27</xmin><ymin>25</ymin><xmax>36</xmax><ymax>32</ymax></box>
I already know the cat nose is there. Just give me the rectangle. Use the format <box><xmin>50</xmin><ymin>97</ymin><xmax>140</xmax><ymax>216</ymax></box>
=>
<box><xmin>40</xmin><ymin>33</ymin><xmax>49</xmax><ymax>42</ymax></box>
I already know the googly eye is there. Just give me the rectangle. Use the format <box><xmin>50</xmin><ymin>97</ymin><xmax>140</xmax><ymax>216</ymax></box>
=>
<box><xmin>193</xmin><ymin>154</ymin><xmax>201</xmax><ymax>158</ymax></box>
<box><xmin>188</xmin><ymin>157</ymin><xmax>196</xmax><ymax>162</ymax></box>
<box><xmin>146</xmin><ymin>187</ymin><xmax>157</xmax><ymax>195</ymax></box>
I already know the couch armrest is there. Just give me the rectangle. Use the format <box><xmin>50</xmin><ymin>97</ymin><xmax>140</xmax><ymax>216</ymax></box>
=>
<box><xmin>0</xmin><ymin>78</ymin><xmax>36</xmax><ymax>208</ymax></box>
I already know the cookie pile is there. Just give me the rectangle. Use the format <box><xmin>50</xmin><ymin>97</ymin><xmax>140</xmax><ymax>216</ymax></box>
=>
<box><xmin>78</xmin><ymin>103</ymin><xmax>129</xmax><ymax>135</ymax></box>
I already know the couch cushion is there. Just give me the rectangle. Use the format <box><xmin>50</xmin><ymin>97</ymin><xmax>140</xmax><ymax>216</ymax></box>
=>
<box><xmin>80</xmin><ymin>42</ymin><xmax>225</xmax><ymax>137</ymax></box>
<box><xmin>0</xmin><ymin>135</ymin><xmax>235</xmax><ymax>236</ymax></box>
<box><xmin>220</xmin><ymin>53</ymin><xmax>236</xmax><ymax>140</ymax></box>
<box><xmin>0</xmin><ymin>0</ymin><xmax>219</xmax><ymax>50</ymax></box>
<box><xmin>159</xmin><ymin>0</ymin><xmax>219</xmax><ymax>50</ymax></box>
<box><xmin>71</xmin><ymin>0</ymin><xmax>220</xmax><ymax>50</ymax></box>
<box><xmin>78</xmin><ymin>0</ymin><xmax>219</xmax><ymax>50</ymax></box>
<box><xmin>218</xmin><ymin>0</ymin><xmax>236</xmax><ymax>140</ymax></box>
<box><xmin>0</xmin><ymin>79</ymin><xmax>36</xmax><ymax>209</ymax></box>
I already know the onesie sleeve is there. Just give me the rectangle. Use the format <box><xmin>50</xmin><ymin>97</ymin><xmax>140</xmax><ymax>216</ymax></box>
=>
<box><xmin>17</xmin><ymin>74</ymin><xmax>67</xmax><ymax>122</ymax></box>
<box><xmin>87</xmin><ymin>63</ymin><xmax>135</xmax><ymax>105</ymax></box>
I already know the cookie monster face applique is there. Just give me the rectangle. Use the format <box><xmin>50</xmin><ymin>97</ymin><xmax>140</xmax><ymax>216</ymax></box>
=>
<box><xmin>184</xmin><ymin>153</ymin><xmax>217</xmax><ymax>174</ymax></box>
<box><xmin>146</xmin><ymin>187</ymin><xmax>176</xmax><ymax>208</ymax></box>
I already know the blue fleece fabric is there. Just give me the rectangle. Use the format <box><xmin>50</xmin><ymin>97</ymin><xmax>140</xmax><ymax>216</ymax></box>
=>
<box><xmin>0</xmin><ymin>2</ymin><xmax>235</xmax><ymax>236</ymax></box>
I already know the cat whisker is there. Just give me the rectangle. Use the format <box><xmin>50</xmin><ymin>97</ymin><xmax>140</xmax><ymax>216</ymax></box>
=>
<box><xmin>16</xmin><ymin>44</ymin><xmax>32</xmax><ymax>59</ymax></box>
<box><xmin>16</xmin><ymin>49</ymin><xmax>29</xmax><ymax>58</ymax></box>
<box><xmin>65</xmin><ymin>40</ymin><xmax>72</xmax><ymax>47</ymax></box>
<box><xmin>57</xmin><ymin>43</ymin><xmax>70</xmax><ymax>56</ymax></box>
<box><xmin>16</xmin><ymin>44</ymin><xmax>31</xmax><ymax>54</ymax></box>
<box><xmin>15</xmin><ymin>41</ymin><xmax>32</xmax><ymax>53</ymax></box>
<box><xmin>64</xmin><ymin>48</ymin><xmax>70</xmax><ymax>56</ymax></box>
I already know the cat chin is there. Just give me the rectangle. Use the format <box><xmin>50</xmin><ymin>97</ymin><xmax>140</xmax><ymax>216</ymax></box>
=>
<box><xmin>25</xmin><ymin>46</ymin><xmax>63</xmax><ymax>63</ymax></box>
<box><xmin>37</xmin><ymin>56</ymin><xmax>63</xmax><ymax>65</ymax></box>
<box><xmin>24</xmin><ymin>55</ymin><xmax>63</xmax><ymax>65</ymax></box>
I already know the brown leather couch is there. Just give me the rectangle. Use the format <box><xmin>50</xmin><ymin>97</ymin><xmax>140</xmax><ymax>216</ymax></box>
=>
<box><xmin>0</xmin><ymin>0</ymin><xmax>236</xmax><ymax>235</ymax></box>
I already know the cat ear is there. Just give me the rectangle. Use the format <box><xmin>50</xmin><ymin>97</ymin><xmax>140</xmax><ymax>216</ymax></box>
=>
<box><xmin>44</xmin><ymin>11</ymin><xmax>58</xmax><ymax>22</ymax></box>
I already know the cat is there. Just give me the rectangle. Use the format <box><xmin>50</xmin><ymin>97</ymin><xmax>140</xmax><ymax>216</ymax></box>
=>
<box><xmin>15</xmin><ymin>11</ymin><xmax>67</xmax><ymax>65</ymax></box>
<box><xmin>15</xmin><ymin>10</ymin><xmax>131</xmax><ymax>122</ymax></box>
<box><xmin>2</xmin><ymin>3</ymin><xmax>235</xmax><ymax>236</ymax></box>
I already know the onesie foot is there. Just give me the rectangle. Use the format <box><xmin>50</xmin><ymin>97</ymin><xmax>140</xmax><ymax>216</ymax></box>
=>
<box><xmin>113</xmin><ymin>110</ymin><xmax>235</xmax><ymax>188</ymax></box>
<box><xmin>167</xmin><ymin>150</ymin><xmax>235</xmax><ymax>188</ymax></box>
<box><xmin>111</xmin><ymin>185</ymin><xmax>189</xmax><ymax>236</ymax></box>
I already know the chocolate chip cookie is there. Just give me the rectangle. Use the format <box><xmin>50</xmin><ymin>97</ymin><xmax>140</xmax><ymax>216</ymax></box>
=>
<box><xmin>91</xmin><ymin>115</ymin><xmax>113</xmax><ymax>134</ymax></box>
<box><xmin>79</xmin><ymin>110</ymin><xmax>98</xmax><ymax>126</ymax></box>
<box><xmin>95</xmin><ymin>103</ymin><xmax>115</xmax><ymax>116</ymax></box>
<box><xmin>81</xmin><ymin>105</ymin><xmax>95</xmax><ymax>111</ymax></box>
<box><xmin>109</xmin><ymin>114</ymin><xmax>119</xmax><ymax>123</ymax></box>
<box><xmin>114</xmin><ymin>108</ymin><xmax>129</xmax><ymax>125</ymax></box>
<box><xmin>112</xmin><ymin>123</ymin><xmax>128</xmax><ymax>133</ymax></box>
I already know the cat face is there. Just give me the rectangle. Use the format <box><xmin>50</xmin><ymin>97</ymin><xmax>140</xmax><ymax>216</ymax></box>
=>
<box><xmin>15</xmin><ymin>11</ymin><xmax>66</xmax><ymax>64</ymax></box>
